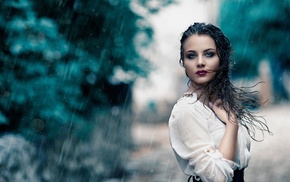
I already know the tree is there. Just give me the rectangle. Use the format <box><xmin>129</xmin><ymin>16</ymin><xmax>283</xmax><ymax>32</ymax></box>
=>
<box><xmin>0</xmin><ymin>0</ymin><xmax>175</xmax><ymax>180</ymax></box>
<box><xmin>0</xmin><ymin>0</ymin><xmax>155</xmax><ymax>139</ymax></box>
<box><xmin>219</xmin><ymin>0</ymin><xmax>290</xmax><ymax>102</ymax></box>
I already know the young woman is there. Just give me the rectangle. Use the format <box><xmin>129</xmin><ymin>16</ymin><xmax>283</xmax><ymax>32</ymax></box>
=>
<box><xmin>168</xmin><ymin>23</ymin><xmax>271</xmax><ymax>182</ymax></box>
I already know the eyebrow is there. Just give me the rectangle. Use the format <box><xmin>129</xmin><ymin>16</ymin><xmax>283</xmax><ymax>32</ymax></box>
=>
<box><xmin>185</xmin><ymin>48</ymin><xmax>216</xmax><ymax>53</ymax></box>
<box><xmin>204</xmin><ymin>48</ymin><xmax>216</xmax><ymax>52</ymax></box>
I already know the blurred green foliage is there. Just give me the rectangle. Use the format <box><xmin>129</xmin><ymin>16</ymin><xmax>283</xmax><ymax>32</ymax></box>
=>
<box><xmin>220</xmin><ymin>0</ymin><xmax>290</xmax><ymax>101</ymax></box>
<box><xmin>0</xmin><ymin>0</ymin><xmax>173</xmax><ymax>140</ymax></box>
<box><xmin>220</xmin><ymin>0</ymin><xmax>290</xmax><ymax>77</ymax></box>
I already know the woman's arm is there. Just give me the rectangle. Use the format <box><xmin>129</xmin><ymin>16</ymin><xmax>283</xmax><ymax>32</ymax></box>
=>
<box><xmin>209</xmin><ymin>100</ymin><xmax>239</xmax><ymax>161</ymax></box>
<box><xmin>169</xmin><ymin>103</ymin><xmax>237</xmax><ymax>182</ymax></box>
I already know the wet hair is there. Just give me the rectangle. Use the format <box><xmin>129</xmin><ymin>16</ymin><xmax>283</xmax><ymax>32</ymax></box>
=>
<box><xmin>180</xmin><ymin>22</ymin><xmax>271</xmax><ymax>140</ymax></box>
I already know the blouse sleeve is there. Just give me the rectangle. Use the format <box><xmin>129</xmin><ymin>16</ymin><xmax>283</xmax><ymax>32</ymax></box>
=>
<box><xmin>169</xmin><ymin>105</ymin><xmax>237</xmax><ymax>182</ymax></box>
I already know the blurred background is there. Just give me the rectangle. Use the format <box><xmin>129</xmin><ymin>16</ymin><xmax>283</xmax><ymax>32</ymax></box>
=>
<box><xmin>0</xmin><ymin>0</ymin><xmax>289</xmax><ymax>181</ymax></box>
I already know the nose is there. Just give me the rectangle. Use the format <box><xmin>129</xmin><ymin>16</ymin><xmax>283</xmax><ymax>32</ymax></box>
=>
<box><xmin>197</xmin><ymin>55</ymin><xmax>205</xmax><ymax>67</ymax></box>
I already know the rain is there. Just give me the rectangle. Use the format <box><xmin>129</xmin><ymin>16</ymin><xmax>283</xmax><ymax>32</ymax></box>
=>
<box><xmin>0</xmin><ymin>0</ymin><xmax>289</xmax><ymax>182</ymax></box>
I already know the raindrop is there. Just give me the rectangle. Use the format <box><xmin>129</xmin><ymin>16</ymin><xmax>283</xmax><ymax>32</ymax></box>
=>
<box><xmin>85</xmin><ymin>73</ymin><xmax>97</xmax><ymax>85</ymax></box>
<box><xmin>31</xmin><ymin>118</ymin><xmax>45</xmax><ymax>132</ymax></box>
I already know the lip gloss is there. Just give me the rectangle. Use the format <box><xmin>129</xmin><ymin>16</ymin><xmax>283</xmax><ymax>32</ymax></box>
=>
<box><xmin>196</xmin><ymin>70</ymin><xmax>207</xmax><ymax>76</ymax></box>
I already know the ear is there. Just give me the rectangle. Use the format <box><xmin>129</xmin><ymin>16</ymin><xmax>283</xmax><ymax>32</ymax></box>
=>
<box><xmin>179</xmin><ymin>59</ymin><xmax>184</xmax><ymax>67</ymax></box>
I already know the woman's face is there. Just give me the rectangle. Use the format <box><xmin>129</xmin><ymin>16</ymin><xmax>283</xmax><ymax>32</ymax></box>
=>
<box><xmin>182</xmin><ymin>34</ymin><xmax>220</xmax><ymax>89</ymax></box>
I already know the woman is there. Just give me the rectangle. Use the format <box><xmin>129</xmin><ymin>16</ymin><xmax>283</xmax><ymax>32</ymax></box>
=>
<box><xmin>168</xmin><ymin>23</ymin><xmax>271</xmax><ymax>182</ymax></box>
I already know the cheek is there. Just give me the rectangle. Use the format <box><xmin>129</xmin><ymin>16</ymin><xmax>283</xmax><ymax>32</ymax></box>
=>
<box><xmin>212</xmin><ymin>59</ymin><xmax>220</xmax><ymax>70</ymax></box>
<box><xmin>184</xmin><ymin>65</ymin><xmax>194</xmax><ymax>78</ymax></box>
<box><xmin>183</xmin><ymin>62</ymin><xmax>190</xmax><ymax>70</ymax></box>
<box><xmin>215</xmin><ymin>62</ymin><xmax>220</xmax><ymax>70</ymax></box>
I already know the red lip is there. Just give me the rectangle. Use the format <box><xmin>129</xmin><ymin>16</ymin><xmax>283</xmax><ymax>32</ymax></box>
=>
<box><xmin>196</xmin><ymin>70</ymin><xmax>208</xmax><ymax>76</ymax></box>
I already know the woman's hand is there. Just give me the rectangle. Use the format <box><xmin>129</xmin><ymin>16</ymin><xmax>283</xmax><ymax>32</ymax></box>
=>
<box><xmin>209</xmin><ymin>99</ymin><xmax>237</xmax><ymax>125</ymax></box>
<box><xmin>209</xmin><ymin>99</ymin><xmax>238</xmax><ymax>161</ymax></box>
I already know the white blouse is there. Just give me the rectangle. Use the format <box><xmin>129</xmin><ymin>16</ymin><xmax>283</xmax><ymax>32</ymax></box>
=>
<box><xmin>168</xmin><ymin>93</ymin><xmax>251</xmax><ymax>182</ymax></box>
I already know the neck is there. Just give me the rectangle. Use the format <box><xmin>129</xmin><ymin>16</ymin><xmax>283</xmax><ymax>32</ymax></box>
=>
<box><xmin>186</xmin><ymin>82</ymin><xmax>219</xmax><ymax>106</ymax></box>
<box><xmin>186</xmin><ymin>84</ymin><xmax>210</xmax><ymax>106</ymax></box>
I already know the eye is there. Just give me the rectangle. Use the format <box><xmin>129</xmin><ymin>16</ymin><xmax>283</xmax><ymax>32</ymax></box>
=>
<box><xmin>204</xmin><ymin>51</ymin><xmax>215</xmax><ymax>58</ymax></box>
<box><xmin>186</xmin><ymin>53</ymin><xmax>196</xmax><ymax>59</ymax></box>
